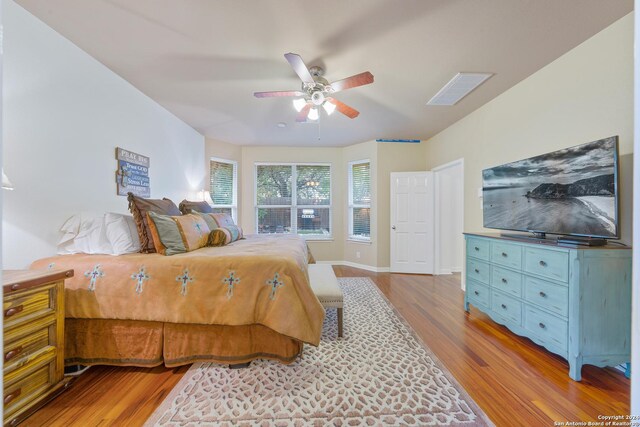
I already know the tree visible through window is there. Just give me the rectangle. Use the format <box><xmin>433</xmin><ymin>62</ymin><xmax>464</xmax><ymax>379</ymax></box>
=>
<box><xmin>349</xmin><ymin>160</ymin><xmax>371</xmax><ymax>240</ymax></box>
<box><xmin>256</xmin><ymin>164</ymin><xmax>331</xmax><ymax>238</ymax></box>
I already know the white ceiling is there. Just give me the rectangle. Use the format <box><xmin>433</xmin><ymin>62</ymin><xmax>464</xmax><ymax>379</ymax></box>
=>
<box><xmin>15</xmin><ymin>0</ymin><xmax>633</xmax><ymax>147</ymax></box>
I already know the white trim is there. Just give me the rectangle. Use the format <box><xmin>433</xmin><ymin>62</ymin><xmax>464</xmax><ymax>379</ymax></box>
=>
<box><xmin>432</xmin><ymin>158</ymin><xmax>464</xmax><ymax>281</ymax></box>
<box><xmin>317</xmin><ymin>260</ymin><xmax>390</xmax><ymax>273</ymax></box>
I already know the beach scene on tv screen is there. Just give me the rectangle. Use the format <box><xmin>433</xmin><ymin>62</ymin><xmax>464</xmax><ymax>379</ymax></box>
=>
<box><xmin>482</xmin><ymin>137</ymin><xmax>617</xmax><ymax>238</ymax></box>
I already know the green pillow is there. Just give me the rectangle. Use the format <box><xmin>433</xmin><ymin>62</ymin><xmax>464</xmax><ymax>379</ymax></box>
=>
<box><xmin>192</xmin><ymin>210</ymin><xmax>219</xmax><ymax>231</ymax></box>
<box><xmin>147</xmin><ymin>211</ymin><xmax>186</xmax><ymax>256</ymax></box>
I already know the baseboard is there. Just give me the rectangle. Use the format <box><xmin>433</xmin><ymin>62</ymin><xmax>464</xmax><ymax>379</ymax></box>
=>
<box><xmin>437</xmin><ymin>268</ymin><xmax>453</xmax><ymax>275</ymax></box>
<box><xmin>317</xmin><ymin>260</ymin><xmax>390</xmax><ymax>273</ymax></box>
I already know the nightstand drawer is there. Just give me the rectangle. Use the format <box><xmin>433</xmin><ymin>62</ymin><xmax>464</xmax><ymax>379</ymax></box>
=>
<box><xmin>467</xmin><ymin>259</ymin><xmax>490</xmax><ymax>285</ymax></box>
<box><xmin>3</xmin><ymin>345</ymin><xmax>57</xmax><ymax>386</ymax></box>
<box><xmin>491</xmin><ymin>241</ymin><xmax>522</xmax><ymax>270</ymax></box>
<box><xmin>491</xmin><ymin>291</ymin><xmax>522</xmax><ymax>325</ymax></box>
<box><xmin>467</xmin><ymin>279</ymin><xmax>490</xmax><ymax>310</ymax></box>
<box><xmin>4</xmin><ymin>325</ymin><xmax>52</xmax><ymax>367</ymax></box>
<box><xmin>524</xmin><ymin>247</ymin><xmax>569</xmax><ymax>282</ymax></box>
<box><xmin>490</xmin><ymin>266</ymin><xmax>522</xmax><ymax>297</ymax></box>
<box><xmin>524</xmin><ymin>276</ymin><xmax>568</xmax><ymax>317</ymax></box>
<box><xmin>467</xmin><ymin>238</ymin><xmax>490</xmax><ymax>261</ymax></box>
<box><xmin>4</xmin><ymin>285</ymin><xmax>55</xmax><ymax>327</ymax></box>
<box><xmin>524</xmin><ymin>305</ymin><xmax>568</xmax><ymax>351</ymax></box>
<box><xmin>4</xmin><ymin>364</ymin><xmax>51</xmax><ymax>417</ymax></box>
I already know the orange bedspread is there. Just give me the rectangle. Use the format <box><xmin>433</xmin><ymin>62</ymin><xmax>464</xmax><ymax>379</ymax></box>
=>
<box><xmin>31</xmin><ymin>235</ymin><xmax>324</xmax><ymax>346</ymax></box>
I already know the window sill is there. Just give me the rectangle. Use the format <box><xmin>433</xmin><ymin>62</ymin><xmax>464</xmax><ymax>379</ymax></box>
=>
<box><xmin>347</xmin><ymin>238</ymin><xmax>372</xmax><ymax>245</ymax></box>
<box><xmin>304</xmin><ymin>237</ymin><xmax>334</xmax><ymax>242</ymax></box>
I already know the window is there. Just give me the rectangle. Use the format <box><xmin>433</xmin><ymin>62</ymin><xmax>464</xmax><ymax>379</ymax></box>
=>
<box><xmin>348</xmin><ymin>160</ymin><xmax>371</xmax><ymax>241</ymax></box>
<box><xmin>255</xmin><ymin>163</ymin><xmax>331</xmax><ymax>239</ymax></box>
<box><xmin>210</xmin><ymin>158</ymin><xmax>237</xmax><ymax>222</ymax></box>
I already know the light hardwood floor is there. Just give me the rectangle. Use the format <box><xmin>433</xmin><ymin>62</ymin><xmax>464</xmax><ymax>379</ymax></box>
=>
<box><xmin>22</xmin><ymin>267</ymin><xmax>630</xmax><ymax>426</ymax></box>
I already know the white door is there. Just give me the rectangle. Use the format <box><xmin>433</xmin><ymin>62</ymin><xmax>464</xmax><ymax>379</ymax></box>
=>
<box><xmin>390</xmin><ymin>172</ymin><xmax>435</xmax><ymax>274</ymax></box>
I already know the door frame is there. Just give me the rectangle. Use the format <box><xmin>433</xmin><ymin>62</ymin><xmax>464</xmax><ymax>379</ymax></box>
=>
<box><xmin>432</xmin><ymin>158</ymin><xmax>464</xmax><ymax>276</ymax></box>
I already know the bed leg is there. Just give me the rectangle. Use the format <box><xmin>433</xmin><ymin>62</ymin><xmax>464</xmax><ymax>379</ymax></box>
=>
<box><xmin>229</xmin><ymin>362</ymin><xmax>251</xmax><ymax>369</ymax></box>
<box><xmin>337</xmin><ymin>307</ymin><xmax>343</xmax><ymax>338</ymax></box>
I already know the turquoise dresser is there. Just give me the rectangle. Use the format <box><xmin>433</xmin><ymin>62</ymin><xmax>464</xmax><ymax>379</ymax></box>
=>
<box><xmin>464</xmin><ymin>232</ymin><xmax>632</xmax><ymax>381</ymax></box>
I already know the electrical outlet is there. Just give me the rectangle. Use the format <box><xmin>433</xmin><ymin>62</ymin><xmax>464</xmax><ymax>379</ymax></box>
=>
<box><xmin>356</xmin><ymin>251</ymin><xmax>361</xmax><ymax>259</ymax></box>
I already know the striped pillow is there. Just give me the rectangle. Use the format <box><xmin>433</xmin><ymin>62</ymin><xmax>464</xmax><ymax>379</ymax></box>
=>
<box><xmin>146</xmin><ymin>212</ymin><xmax>210</xmax><ymax>255</ymax></box>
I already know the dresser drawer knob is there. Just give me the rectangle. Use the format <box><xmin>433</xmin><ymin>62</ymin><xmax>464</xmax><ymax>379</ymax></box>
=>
<box><xmin>474</xmin><ymin>268</ymin><xmax>479</xmax><ymax>274</ymax></box>
<box><xmin>501</xmin><ymin>278</ymin><xmax>507</xmax><ymax>284</ymax></box>
<box><xmin>4</xmin><ymin>346</ymin><xmax>23</xmax><ymax>362</ymax></box>
<box><xmin>501</xmin><ymin>303</ymin><xmax>507</xmax><ymax>309</ymax></box>
<box><xmin>539</xmin><ymin>260</ymin><xmax>547</xmax><ymax>267</ymax></box>
<box><xmin>4</xmin><ymin>305</ymin><xmax>23</xmax><ymax>318</ymax></box>
<box><xmin>539</xmin><ymin>291</ymin><xmax>547</xmax><ymax>298</ymax></box>
<box><xmin>501</xmin><ymin>252</ymin><xmax>508</xmax><ymax>257</ymax></box>
<box><xmin>539</xmin><ymin>322</ymin><xmax>546</xmax><ymax>329</ymax></box>
<box><xmin>474</xmin><ymin>291</ymin><xmax>479</xmax><ymax>296</ymax></box>
<box><xmin>4</xmin><ymin>389</ymin><xmax>21</xmax><ymax>406</ymax></box>
<box><xmin>474</xmin><ymin>246</ymin><xmax>479</xmax><ymax>251</ymax></box>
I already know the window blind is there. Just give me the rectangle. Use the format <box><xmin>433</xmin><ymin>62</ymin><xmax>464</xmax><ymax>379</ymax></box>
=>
<box><xmin>210</xmin><ymin>160</ymin><xmax>235</xmax><ymax>205</ymax></box>
<box><xmin>349</xmin><ymin>161</ymin><xmax>371</xmax><ymax>239</ymax></box>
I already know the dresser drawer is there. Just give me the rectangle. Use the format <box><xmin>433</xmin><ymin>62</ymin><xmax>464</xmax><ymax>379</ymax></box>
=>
<box><xmin>524</xmin><ymin>305</ymin><xmax>568</xmax><ymax>351</ymax></box>
<box><xmin>3</xmin><ymin>345</ymin><xmax>57</xmax><ymax>386</ymax></box>
<box><xmin>4</xmin><ymin>325</ymin><xmax>52</xmax><ymax>368</ymax></box>
<box><xmin>524</xmin><ymin>276</ymin><xmax>568</xmax><ymax>317</ymax></box>
<box><xmin>467</xmin><ymin>238</ymin><xmax>490</xmax><ymax>261</ymax></box>
<box><xmin>491</xmin><ymin>241</ymin><xmax>522</xmax><ymax>270</ymax></box>
<box><xmin>467</xmin><ymin>259</ymin><xmax>490</xmax><ymax>285</ymax></box>
<box><xmin>4</xmin><ymin>364</ymin><xmax>51</xmax><ymax>418</ymax></box>
<box><xmin>3</xmin><ymin>285</ymin><xmax>55</xmax><ymax>327</ymax></box>
<box><xmin>491</xmin><ymin>291</ymin><xmax>522</xmax><ymax>325</ymax></box>
<box><xmin>490</xmin><ymin>266</ymin><xmax>522</xmax><ymax>297</ymax></box>
<box><xmin>524</xmin><ymin>247</ymin><xmax>569</xmax><ymax>282</ymax></box>
<box><xmin>467</xmin><ymin>280</ymin><xmax>490</xmax><ymax>310</ymax></box>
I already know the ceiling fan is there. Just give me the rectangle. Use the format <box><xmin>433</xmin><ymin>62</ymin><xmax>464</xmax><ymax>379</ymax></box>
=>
<box><xmin>254</xmin><ymin>53</ymin><xmax>374</xmax><ymax>122</ymax></box>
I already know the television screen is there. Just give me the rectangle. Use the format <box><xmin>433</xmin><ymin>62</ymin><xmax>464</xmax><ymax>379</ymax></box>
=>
<box><xmin>482</xmin><ymin>136</ymin><xmax>619</xmax><ymax>239</ymax></box>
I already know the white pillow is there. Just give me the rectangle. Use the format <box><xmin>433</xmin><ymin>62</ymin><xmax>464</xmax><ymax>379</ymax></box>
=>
<box><xmin>57</xmin><ymin>212</ymin><xmax>113</xmax><ymax>255</ymax></box>
<box><xmin>104</xmin><ymin>213</ymin><xmax>141</xmax><ymax>255</ymax></box>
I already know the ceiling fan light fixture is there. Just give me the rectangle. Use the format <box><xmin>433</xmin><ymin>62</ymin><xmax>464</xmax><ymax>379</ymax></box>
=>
<box><xmin>293</xmin><ymin>98</ymin><xmax>307</xmax><ymax>112</ymax></box>
<box><xmin>323</xmin><ymin>101</ymin><xmax>336</xmax><ymax>115</ymax></box>
<box><xmin>307</xmin><ymin>107</ymin><xmax>319</xmax><ymax>121</ymax></box>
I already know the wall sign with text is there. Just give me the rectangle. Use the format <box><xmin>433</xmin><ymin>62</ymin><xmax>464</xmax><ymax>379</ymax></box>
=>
<box><xmin>116</xmin><ymin>147</ymin><xmax>150</xmax><ymax>198</ymax></box>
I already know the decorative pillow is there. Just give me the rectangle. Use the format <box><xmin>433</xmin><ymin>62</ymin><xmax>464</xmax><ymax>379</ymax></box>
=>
<box><xmin>211</xmin><ymin>213</ymin><xmax>236</xmax><ymax>228</ymax></box>
<box><xmin>104</xmin><ymin>213</ymin><xmax>141</xmax><ymax>255</ymax></box>
<box><xmin>57</xmin><ymin>212</ymin><xmax>112</xmax><ymax>255</ymax></box>
<box><xmin>207</xmin><ymin>225</ymin><xmax>243</xmax><ymax>246</ymax></box>
<box><xmin>191</xmin><ymin>210</ymin><xmax>219</xmax><ymax>231</ymax></box>
<box><xmin>179</xmin><ymin>200</ymin><xmax>213</xmax><ymax>215</ymax></box>
<box><xmin>127</xmin><ymin>193</ymin><xmax>181</xmax><ymax>253</ymax></box>
<box><xmin>146</xmin><ymin>212</ymin><xmax>210</xmax><ymax>255</ymax></box>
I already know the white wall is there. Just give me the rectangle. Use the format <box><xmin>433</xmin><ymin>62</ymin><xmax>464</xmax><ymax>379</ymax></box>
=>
<box><xmin>425</xmin><ymin>13</ymin><xmax>634</xmax><ymax>244</ymax></box>
<box><xmin>2</xmin><ymin>1</ymin><xmax>205</xmax><ymax>268</ymax></box>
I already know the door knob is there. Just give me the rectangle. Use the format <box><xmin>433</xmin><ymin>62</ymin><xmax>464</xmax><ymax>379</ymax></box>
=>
<box><xmin>391</xmin><ymin>226</ymin><xmax>396</xmax><ymax>230</ymax></box>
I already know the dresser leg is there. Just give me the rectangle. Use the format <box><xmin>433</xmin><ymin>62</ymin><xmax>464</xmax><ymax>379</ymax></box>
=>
<box><xmin>569</xmin><ymin>359</ymin><xmax>582</xmax><ymax>381</ymax></box>
<box><xmin>464</xmin><ymin>298</ymin><xmax>469</xmax><ymax>312</ymax></box>
<box><xmin>625</xmin><ymin>362</ymin><xmax>631</xmax><ymax>379</ymax></box>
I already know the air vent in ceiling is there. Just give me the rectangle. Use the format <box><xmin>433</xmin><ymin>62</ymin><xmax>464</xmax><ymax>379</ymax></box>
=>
<box><xmin>376</xmin><ymin>139</ymin><xmax>421</xmax><ymax>143</ymax></box>
<box><xmin>427</xmin><ymin>73</ymin><xmax>493</xmax><ymax>106</ymax></box>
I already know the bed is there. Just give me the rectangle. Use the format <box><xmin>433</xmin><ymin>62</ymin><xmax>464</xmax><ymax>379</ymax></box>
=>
<box><xmin>30</xmin><ymin>234</ymin><xmax>325</xmax><ymax>367</ymax></box>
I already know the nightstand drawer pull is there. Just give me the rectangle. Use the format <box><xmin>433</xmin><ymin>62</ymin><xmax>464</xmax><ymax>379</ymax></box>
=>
<box><xmin>539</xmin><ymin>291</ymin><xmax>547</xmax><ymax>298</ymax></box>
<box><xmin>539</xmin><ymin>260</ymin><xmax>547</xmax><ymax>267</ymax></box>
<box><xmin>501</xmin><ymin>278</ymin><xmax>507</xmax><ymax>283</ymax></box>
<box><xmin>4</xmin><ymin>305</ymin><xmax>24</xmax><ymax>318</ymax></box>
<box><xmin>501</xmin><ymin>303</ymin><xmax>507</xmax><ymax>309</ymax></box>
<box><xmin>4</xmin><ymin>389</ymin><xmax>21</xmax><ymax>406</ymax></box>
<box><xmin>539</xmin><ymin>322</ymin><xmax>546</xmax><ymax>329</ymax></box>
<box><xmin>4</xmin><ymin>346</ymin><xmax>23</xmax><ymax>362</ymax></box>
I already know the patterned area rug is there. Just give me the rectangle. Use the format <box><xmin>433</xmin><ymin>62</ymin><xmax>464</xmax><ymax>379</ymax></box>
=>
<box><xmin>145</xmin><ymin>277</ymin><xmax>493</xmax><ymax>426</ymax></box>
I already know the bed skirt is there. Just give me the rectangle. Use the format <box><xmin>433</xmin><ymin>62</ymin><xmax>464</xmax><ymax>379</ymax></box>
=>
<box><xmin>64</xmin><ymin>319</ymin><xmax>303</xmax><ymax>367</ymax></box>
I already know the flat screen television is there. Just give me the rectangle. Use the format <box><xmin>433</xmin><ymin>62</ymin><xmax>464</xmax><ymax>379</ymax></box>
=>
<box><xmin>482</xmin><ymin>136</ymin><xmax>619</xmax><ymax>239</ymax></box>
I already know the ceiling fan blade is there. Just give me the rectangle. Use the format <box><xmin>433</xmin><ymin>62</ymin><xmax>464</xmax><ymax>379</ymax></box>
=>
<box><xmin>327</xmin><ymin>98</ymin><xmax>360</xmax><ymax>119</ymax></box>
<box><xmin>254</xmin><ymin>90</ymin><xmax>304</xmax><ymax>98</ymax></box>
<box><xmin>296</xmin><ymin>103</ymin><xmax>312</xmax><ymax>122</ymax></box>
<box><xmin>284</xmin><ymin>53</ymin><xmax>315</xmax><ymax>85</ymax></box>
<box><xmin>330</xmin><ymin>71</ymin><xmax>374</xmax><ymax>93</ymax></box>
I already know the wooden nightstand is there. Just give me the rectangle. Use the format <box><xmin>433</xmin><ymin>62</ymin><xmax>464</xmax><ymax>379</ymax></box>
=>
<box><xmin>3</xmin><ymin>269</ymin><xmax>74</xmax><ymax>426</ymax></box>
